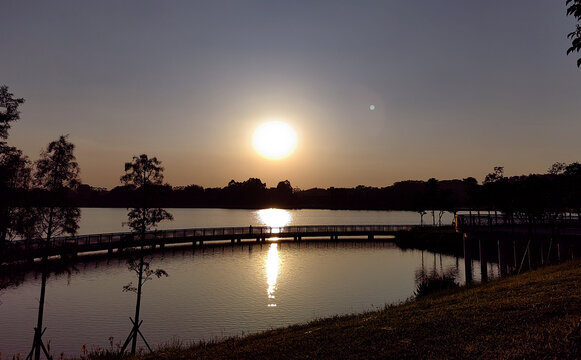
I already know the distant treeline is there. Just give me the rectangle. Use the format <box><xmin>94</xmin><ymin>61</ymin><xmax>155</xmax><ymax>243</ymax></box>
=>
<box><xmin>14</xmin><ymin>162</ymin><xmax>581</xmax><ymax>219</ymax></box>
<box><xmin>61</xmin><ymin>178</ymin><xmax>468</xmax><ymax>210</ymax></box>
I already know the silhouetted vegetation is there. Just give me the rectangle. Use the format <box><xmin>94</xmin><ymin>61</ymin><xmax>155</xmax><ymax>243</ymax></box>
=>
<box><xmin>0</xmin><ymin>85</ymin><xmax>25</xmax><ymax>140</ymax></box>
<box><xmin>24</xmin><ymin>135</ymin><xmax>81</xmax><ymax>360</ymax></box>
<box><xmin>61</xmin><ymin>179</ymin><xmax>471</xmax><ymax>212</ymax></box>
<box><xmin>567</xmin><ymin>0</ymin><xmax>581</xmax><ymax>67</ymax></box>
<box><xmin>414</xmin><ymin>274</ymin><xmax>459</xmax><ymax>298</ymax></box>
<box><xmin>120</xmin><ymin>154</ymin><xmax>172</xmax><ymax>356</ymax></box>
<box><xmin>0</xmin><ymin>85</ymin><xmax>28</xmax><ymax>253</ymax></box>
<box><xmin>33</xmin><ymin>164</ymin><xmax>580</xmax><ymax>224</ymax></box>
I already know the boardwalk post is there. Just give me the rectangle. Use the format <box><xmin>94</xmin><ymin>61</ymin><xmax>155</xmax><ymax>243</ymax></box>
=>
<box><xmin>479</xmin><ymin>238</ymin><xmax>488</xmax><ymax>282</ymax></box>
<box><xmin>557</xmin><ymin>240</ymin><xmax>566</xmax><ymax>262</ymax></box>
<box><xmin>463</xmin><ymin>234</ymin><xmax>473</xmax><ymax>283</ymax></box>
<box><xmin>498</xmin><ymin>238</ymin><xmax>508</xmax><ymax>277</ymax></box>
<box><xmin>513</xmin><ymin>239</ymin><xmax>519</xmax><ymax>270</ymax></box>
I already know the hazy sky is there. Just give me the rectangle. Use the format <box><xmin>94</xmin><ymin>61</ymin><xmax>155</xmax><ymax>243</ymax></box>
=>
<box><xmin>2</xmin><ymin>1</ymin><xmax>580</xmax><ymax>189</ymax></box>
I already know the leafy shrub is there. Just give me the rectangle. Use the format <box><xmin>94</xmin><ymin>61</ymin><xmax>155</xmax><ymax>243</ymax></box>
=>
<box><xmin>414</xmin><ymin>275</ymin><xmax>458</xmax><ymax>298</ymax></box>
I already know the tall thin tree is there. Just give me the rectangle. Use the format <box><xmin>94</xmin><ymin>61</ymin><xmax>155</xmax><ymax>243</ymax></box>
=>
<box><xmin>27</xmin><ymin>135</ymin><xmax>80</xmax><ymax>360</ymax></box>
<box><xmin>120</xmin><ymin>154</ymin><xmax>172</xmax><ymax>355</ymax></box>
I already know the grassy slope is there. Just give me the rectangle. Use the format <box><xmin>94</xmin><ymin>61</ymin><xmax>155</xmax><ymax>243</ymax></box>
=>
<box><xmin>98</xmin><ymin>260</ymin><xmax>581</xmax><ymax>360</ymax></box>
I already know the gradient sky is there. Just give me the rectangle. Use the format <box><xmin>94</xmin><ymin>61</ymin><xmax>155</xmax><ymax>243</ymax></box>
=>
<box><xmin>2</xmin><ymin>1</ymin><xmax>580</xmax><ymax>189</ymax></box>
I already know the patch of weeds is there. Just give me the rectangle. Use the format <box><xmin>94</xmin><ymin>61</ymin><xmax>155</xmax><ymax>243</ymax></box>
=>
<box><xmin>414</xmin><ymin>274</ymin><xmax>459</xmax><ymax>298</ymax></box>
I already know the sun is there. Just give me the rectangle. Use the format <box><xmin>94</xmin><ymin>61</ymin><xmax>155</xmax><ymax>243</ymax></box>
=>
<box><xmin>252</xmin><ymin>121</ymin><xmax>298</xmax><ymax>160</ymax></box>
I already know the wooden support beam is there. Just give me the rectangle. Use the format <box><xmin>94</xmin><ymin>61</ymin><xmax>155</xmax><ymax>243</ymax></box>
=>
<box><xmin>463</xmin><ymin>234</ymin><xmax>473</xmax><ymax>283</ymax></box>
<box><xmin>479</xmin><ymin>238</ymin><xmax>487</xmax><ymax>282</ymax></box>
<box><xmin>498</xmin><ymin>238</ymin><xmax>508</xmax><ymax>277</ymax></box>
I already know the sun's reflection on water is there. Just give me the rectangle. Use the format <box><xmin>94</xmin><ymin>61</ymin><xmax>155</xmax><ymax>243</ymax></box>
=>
<box><xmin>266</xmin><ymin>243</ymin><xmax>280</xmax><ymax>307</ymax></box>
<box><xmin>256</xmin><ymin>209</ymin><xmax>288</xmax><ymax>306</ymax></box>
<box><xmin>257</xmin><ymin>208</ymin><xmax>292</xmax><ymax>237</ymax></box>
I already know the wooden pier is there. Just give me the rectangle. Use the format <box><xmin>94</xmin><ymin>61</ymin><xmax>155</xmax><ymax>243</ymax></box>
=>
<box><xmin>455</xmin><ymin>214</ymin><xmax>581</xmax><ymax>282</ymax></box>
<box><xmin>2</xmin><ymin>224</ymin><xmax>419</xmax><ymax>263</ymax></box>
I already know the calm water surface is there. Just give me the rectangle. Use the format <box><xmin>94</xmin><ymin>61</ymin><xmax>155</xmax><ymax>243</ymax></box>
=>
<box><xmin>1</xmin><ymin>208</ymin><xmax>468</xmax><ymax>358</ymax></box>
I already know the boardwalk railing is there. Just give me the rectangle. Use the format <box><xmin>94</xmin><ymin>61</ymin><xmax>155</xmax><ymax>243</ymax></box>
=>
<box><xmin>455</xmin><ymin>214</ymin><xmax>581</xmax><ymax>231</ymax></box>
<box><xmin>2</xmin><ymin>224</ymin><xmax>421</xmax><ymax>262</ymax></box>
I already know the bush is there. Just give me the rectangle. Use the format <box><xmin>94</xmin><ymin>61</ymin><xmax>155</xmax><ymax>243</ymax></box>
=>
<box><xmin>414</xmin><ymin>275</ymin><xmax>458</xmax><ymax>298</ymax></box>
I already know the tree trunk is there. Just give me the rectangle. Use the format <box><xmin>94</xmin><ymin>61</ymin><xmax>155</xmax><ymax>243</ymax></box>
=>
<box><xmin>34</xmin><ymin>206</ymin><xmax>54</xmax><ymax>360</ymax></box>
<box><xmin>33</xmin><ymin>264</ymin><xmax>48</xmax><ymax>360</ymax></box>
<box><xmin>131</xmin><ymin>252</ymin><xmax>144</xmax><ymax>355</ymax></box>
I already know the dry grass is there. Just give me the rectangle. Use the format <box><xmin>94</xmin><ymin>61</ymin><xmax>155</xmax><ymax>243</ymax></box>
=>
<box><xmin>89</xmin><ymin>260</ymin><xmax>581</xmax><ymax>360</ymax></box>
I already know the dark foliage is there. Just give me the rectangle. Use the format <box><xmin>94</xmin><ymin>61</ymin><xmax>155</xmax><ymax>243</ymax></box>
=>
<box><xmin>120</xmin><ymin>154</ymin><xmax>172</xmax><ymax>355</ymax></box>
<box><xmin>123</xmin><ymin>253</ymin><xmax>168</xmax><ymax>294</ymax></box>
<box><xmin>0</xmin><ymin>85</ymin><xmax>27</xmax><ymax>248</ymax></box>
<box><xmin>567</xmin><ymin>0</ymin><xmax>581</xmax><ymax>67</ymax></box>
<box><xmin>30</xmin><ymin>135</ymin><xmax>81</xmax><ymax>241</ymax></box>
<box><xmin>121</xmin><ymin>154</ymin><xmax>173</xmax><ymax>235</ymax></box>
<box><xmin>0</xmin><ymin>85</ymin><xmax>25</xmax><ymax>141</ymax></box>
<box><xmin>414</xmin><ymin>275</ymin><xmax>459</xmax><ymax>298</ymax></box>
<box><xmin>0</xmin><ymin>145</ymin><xmax>31</xmax><ymax>243</ymax></box>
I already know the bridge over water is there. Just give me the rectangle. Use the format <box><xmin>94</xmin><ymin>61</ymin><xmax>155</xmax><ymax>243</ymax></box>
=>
<box><xmin>2</xmin><ymin>224</ymin><xmax>419</xmax><ymax>263</ymax></box>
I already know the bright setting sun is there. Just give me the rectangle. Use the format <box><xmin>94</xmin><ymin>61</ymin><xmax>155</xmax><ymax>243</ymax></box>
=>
<box><xmin>252</xmin><ymin>121</ymin><xmax>298</xmax><ymax>160</ymax></box>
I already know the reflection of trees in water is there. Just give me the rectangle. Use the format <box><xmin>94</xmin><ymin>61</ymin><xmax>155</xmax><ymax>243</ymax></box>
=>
<box><xmin>0</xmin><ymin>271</ymin><xmax>24</xmax><ymax>304</ymax></box>
<box><xmin>0</xmin><ymin>261</ymin><xmax>78</xmax><ymax>302</ymax></box>
<box><xmin>414</xmin><ymin>250</ymin><xmax>459</xmax><ymax>285</ymax></box>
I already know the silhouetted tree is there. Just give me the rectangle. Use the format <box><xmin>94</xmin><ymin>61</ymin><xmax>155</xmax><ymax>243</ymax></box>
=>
<box><xmin>273</xmin><ymin>180</ymin><xmax>293</xmax><ymax>206</ymax></box>
<box><xmin>29</xmin><ymin>136</ymin><xmax>81</xmax><ymax>240</ymax></box>
<box><xmin>121</xmin><ymin>155</ymin><xmax>173</xmax><ymax>238</ymax></box>
<box><xmin>567</xmin><ymin>0</ymin><xmax>581</xmax><ymax>67</ymax></box>
<box><xmin>564</xmin><ymin>162</ymin><xmax>581</xmax><ymax>214</ymax></box>
<box><xmin>425</xmin><ymin>178</ymin><xmax>439</xmax><ymax>225</ymax></box>
<box><xmin>0</xmin><ymin>85</ymin><xmax>25</xmax><ymax>141</ymax></box>
<box><xmin>462</xmin><ymin>177</ymin><xmax>479</xmax><ymax>215</ymax></box>
<box><xmin>120</xmin><ymin>154</ymin><xmax>172</xmax><ymax>355</ymax></box>
<box><xmin>483</xmin><ymin>166</ymin><xmax>511</xmax><ymax>220</ymax></box>
<box><xmin>548</xmin><ymin>162</ymin><xmax>567</xmax><ymax>175</ymax></box>
<box><xmin>0</xmin><ymin>85</ymin><xmax>27</xmax><ymax>252</ymax></box>
<box><xmin>0</xmin><ymin>146</ymin><xmax>31</xmax><ymax>244</ymax></box>
<box><xmin>29</xmin><ymin>135</ymin><xmax>81</xmax><ymax>360</ymax></box>
<box><xmin>225</xmin><ymin>178</ymin><xmax>267</xmax><ymax>207</ymax></box>
<box><xmin>483</xmin><ymin>166</ymin><xmax>504</xmax><ymax>184</ymax></box>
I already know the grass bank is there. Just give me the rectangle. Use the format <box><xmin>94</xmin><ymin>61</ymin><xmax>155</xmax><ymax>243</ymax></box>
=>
<box><xmin>89</xmin><ymin>260</ymin><xmax>581</xmax><ymax>360</ymax></box>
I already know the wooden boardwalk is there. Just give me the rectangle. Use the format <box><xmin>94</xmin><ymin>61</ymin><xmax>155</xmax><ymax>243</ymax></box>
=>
<box><xmin>455</xmin><ymin>214</ymin><xmax>581</xmax><ymax>235</ymax></box>
<box><xmin>3</xmin><ymin>224</ymin><xmax>419</xmax><ymax>262</ymax></box>
<box><xmin>455</xmin><ymin>214</ymin><xmax>581</xmax><ymax>282</ymax></box>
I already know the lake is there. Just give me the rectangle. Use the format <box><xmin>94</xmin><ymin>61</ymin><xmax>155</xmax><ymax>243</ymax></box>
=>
<box><xmin>1</xmin><ymin>208</ymin><xmax>479</xmax><ymax>358</ymax></box>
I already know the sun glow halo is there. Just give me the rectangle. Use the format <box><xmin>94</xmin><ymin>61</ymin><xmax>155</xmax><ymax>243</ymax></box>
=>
<box><xmin>253</xmin><ymin>121</ymin><xmax>298</xmax><ymax>160</ymax></box>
